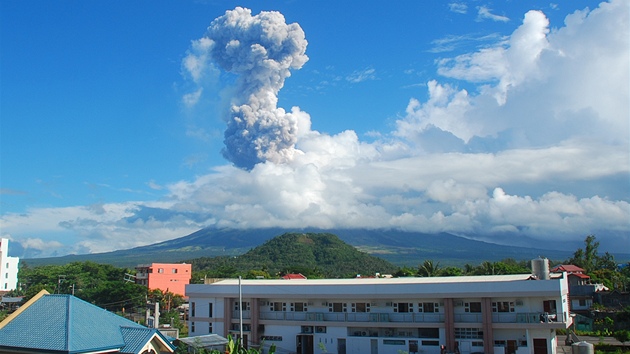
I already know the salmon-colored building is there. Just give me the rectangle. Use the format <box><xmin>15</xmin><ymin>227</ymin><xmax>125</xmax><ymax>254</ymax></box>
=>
<box><xmin>135</xmin><ymin>263</ymin><xmax>192</xmax><ymax>297</ymax></box>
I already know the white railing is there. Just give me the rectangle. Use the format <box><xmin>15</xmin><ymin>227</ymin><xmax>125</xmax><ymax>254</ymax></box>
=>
<box><xmin>255</xmin><ymin>310</ymin><xmax>560</xmax><ymax>324</ymax></box>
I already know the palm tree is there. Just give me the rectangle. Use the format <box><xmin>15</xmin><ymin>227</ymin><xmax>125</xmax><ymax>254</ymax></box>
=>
<box><xmin>418</xmin><ymin>260</ymin><xmax>441</xmax><ymax>277</ymax></box>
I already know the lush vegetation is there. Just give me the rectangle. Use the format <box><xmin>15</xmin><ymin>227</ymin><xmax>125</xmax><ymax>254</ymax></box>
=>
<box><xmin>2</xmin><ymin>261</ymin><xmax>189</xmax><ymax>334</ymax></box>
<box><xmin>12</xmin><ymin>261</ymin><xmax>147</xmax><ymax>311</ymax></box>
<box><xmin>186</xmin><ymin>233</ymin><xmax>400</xmax><ymax>280</ymax></box>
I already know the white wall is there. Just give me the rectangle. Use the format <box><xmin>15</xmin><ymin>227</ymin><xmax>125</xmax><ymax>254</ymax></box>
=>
<box><xmin>0</xmin><ymin>238</ymin><xmax>19</xmax><ymax>291</ymax></box>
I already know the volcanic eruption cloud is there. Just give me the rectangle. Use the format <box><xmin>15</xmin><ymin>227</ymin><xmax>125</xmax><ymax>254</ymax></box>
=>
<box><xmin>185</xmin><ymin>7</ymin><xmax>309</xmax><ymax>170</ymax></box>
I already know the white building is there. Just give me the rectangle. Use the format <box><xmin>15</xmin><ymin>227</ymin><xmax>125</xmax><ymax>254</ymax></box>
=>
<box><xmin>0</xmin><ymin>238</ymin><xmax>19</xmax><ymax>292</ymax></box>
<box><xmin>186</xmin><ymin>271</ymin><xmax>571</xmax><ymax>354</ymax></box>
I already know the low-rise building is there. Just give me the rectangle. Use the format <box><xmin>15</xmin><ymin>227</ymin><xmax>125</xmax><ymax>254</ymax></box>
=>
<box><xmin>0</xmin><ymin>238</ymin><xmax>19</xmax><ymax>292</ymax></box>
<box><xmin>550</xmin><ymin>264</ymin><xmax>608</xmax><ymax>314</ymax></box>
<box><xmin>0</xmin><ymin>290</ymin><xmax>175</xmax><ymax>353</ymax></box>
<box><xmin>186</xmin><ymin>270</ymin><xmax>571</xmax><ymax>354</ymax></box>
<box><xmin>135</xmin><ymin>263</ymin><xmax>192</xmax><ymax>297</ymax></box>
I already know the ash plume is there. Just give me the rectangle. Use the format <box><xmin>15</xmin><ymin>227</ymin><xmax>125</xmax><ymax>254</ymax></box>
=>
<box><xmin>191</xmin><ymin>7</ymin><xmax>308</xmax><ymax>170</ymax></box>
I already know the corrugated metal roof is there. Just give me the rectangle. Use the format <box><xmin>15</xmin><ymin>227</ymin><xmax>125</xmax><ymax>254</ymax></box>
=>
<box><xmin>0</xmin><ymin>294</ymin><xmax>153</xmax><ymax>353</ymax></box>
<box><xmin>179</xmin><ymin>334</ymin><xmax>228</xmax><ymax>348</ymax></box>
<box><xmin>119</xmin><ymin>327</ymin><xmax>155</xmax><ymax>353</ymax></box>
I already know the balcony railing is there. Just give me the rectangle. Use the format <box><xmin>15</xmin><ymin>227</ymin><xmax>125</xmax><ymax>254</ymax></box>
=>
<box><xmin>496</xmin><ymin>312</ymin><xmax>563</xmax><ymax>323</ymax></box>
<box><xmin>249</xmin><ymin>310</ymin><xmax>565</xmax><ymax>324</ymax></box>
<box><xmin>257</xmin><ymin>311</ymin><xmax>443</xmax><ymax>323</ymax></box>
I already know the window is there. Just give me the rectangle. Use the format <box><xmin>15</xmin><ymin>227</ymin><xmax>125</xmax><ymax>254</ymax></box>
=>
<box><xmin>191</xmin><ymin>322</ymin><xmax>195</xmax><ymax>332</ymax></box>
<box><xmin>465</xmin><ymin>302</ymin><xmax>482</xmax><ymax>313</ymax></box>
<box><xmin>209</xmin><ymin>303</ymin><xmax>213</xmax><ymax>317</ymax></box>
<box><xmin>394</xmin><ymin>303</ymin><xmax>413</xmax><ymax>312</ymax></box>
<box><xmin>172</xmin><ymin>268</ymin><xmax>178</xmax><ymax>274</ymax></box>
<box><xmin>329</xmin><ymin>302</ymin><xmax>346</xmax><ymax>312</ymax></box>
<box><xmin>418</xmin><ymin>302</ymin><xmax>438</xmax><ymax>312</ymax></box>
<box><xmin>578</xmin><ymin>299</ymin><xmax>586</xmax><ymax>306</ymax></box>
<box><xmin>422</xmin><ymin>340</ymin><xmax>440</xmax><ymax>346</ymax></box>
<box><xmin>492</xmin><ymin>301</ymin><xmax>514</xmax><ymax>312</ymax></box>
<box><xmin>293</xmin><ymin>302</ymin><xmax>307</xmax><ymax>312</ymax></box>
<box><xmin>418</xmin><ymin>328</ymin><xmax>439</xmax><ymax>338</ymax></box>
<box><xmin>191</xmin><ymin>302</ymin><xmax>196</xmax><ymax>317</ymax></box>
<box><xmin>383</xmin><ymin>340</ymin><xmax>406</xmax><ymax>345</ymax></box>
<box><xmin>209</xmin><ymin>322</ymin><xmax>213</xmax><ymax>333</ymax></box>
<box><xmin>270</xmin><ymin>302</ymin><xmax>286</xmax><ymax>311</ymax></box>
<box><xmin>261</xmin><ymin>336</ymin><xmax>283</xmax><ymax>341</ymax></box>
<box><xmin>234</xmin><ymin>301</ymin><xmax>250</xmax><ymax>311</ymax></box>
<box><xmin>454</xmin><ymin>328</ymin><xmax>483</xmax><ymax>339</ymax></box>
<box><xmin>157</xmin><ymin>268</ymin><xmax>164</xmax><ymax>274</ymax></box>
<box><xmin>543</xmin><ymin>300</ymin><xmax>557</xmax><ymax>313</ymax></box>
<box><xmin>351</xmin><ymin>302</ymin><xmax>371</xmax><ymax>312</ymax></box>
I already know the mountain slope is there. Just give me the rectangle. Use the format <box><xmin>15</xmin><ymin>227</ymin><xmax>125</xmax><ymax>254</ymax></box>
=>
<box><xmin>186</xmin><ymin>232</ymin><xmax>399</xmax><ymax>278</ymax></box>
<box><xmin>22</xmin><ymin>227</ymin><xmax>580</xmax><ymax>268</ymax></box>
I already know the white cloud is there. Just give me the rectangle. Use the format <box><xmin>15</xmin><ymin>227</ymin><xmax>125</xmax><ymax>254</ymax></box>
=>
<box><xmin>346</xmin><ymin>67</ymin><xmax>377</xmax><ymax>83</ymax></box>
<box><xmin>477</xmin><ymin>6</ymin><xmax>510</xmax><ymax>22</ymax></box>
<box><xmin>182</xmin><ymin>88</ymin><xmax>203</xmax><ymax>107</ymax></box>
<box><xmin>449</xmin><ymin>2</ymin><xmax>468</xmax><ymax>14</ymax></box>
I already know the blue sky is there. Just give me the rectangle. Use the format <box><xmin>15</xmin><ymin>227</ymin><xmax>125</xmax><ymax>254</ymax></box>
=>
<box><xmin>1</xmin><ymin>0</ymin><xmax>628</xmax><ymax>258</ymax></box>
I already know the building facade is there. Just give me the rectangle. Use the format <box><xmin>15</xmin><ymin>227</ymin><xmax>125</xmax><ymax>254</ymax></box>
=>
<box><xmin>0</xmin><ymin>238</ymin><xmax>19</xmax><ymax>292</ymax></box>
<box><xmin>186</xmin><ymin>273</ymin><xmax>571</xmax><ymax>354</ymax></box>
<box><xmin>135</xmin><ymin>263</ymin><xmax>192</xmax><ymax>297</ymax></box>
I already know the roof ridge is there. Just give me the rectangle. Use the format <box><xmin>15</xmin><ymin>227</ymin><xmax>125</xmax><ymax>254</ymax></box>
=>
<box><xmin>65</xmin><ymin>295</ymin><xmax>71</xmax><ymax>351</ymax></box>
<box><xmin>0</xmin><ymin>289</ymin><xmax>49</xmax><ymax>330</ymax></box>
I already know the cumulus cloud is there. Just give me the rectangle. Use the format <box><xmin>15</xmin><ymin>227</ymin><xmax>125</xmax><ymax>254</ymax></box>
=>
<box><xmin>403</xmin><ymin>0</ymin><xmax>628</xmax><ymax>151</ymax></box>
<box><xmin>0</xmin><ymin>202</ymin><xmax>203</xmax><ymax>256</ymax></box>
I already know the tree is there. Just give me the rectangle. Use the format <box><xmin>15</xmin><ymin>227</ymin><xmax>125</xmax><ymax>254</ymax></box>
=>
<box><xmin>568</xmin><ymin>235</ymin><xmax>606</xmax><ymax>273</ymax></box>
<box><xmin>394</xmin><ymin>266</ymin><xmax>416</xmax><ymax>277</ymax></box>
<box><xmin>614</xmin><ymin>330</ymin><xmax>630</xmax><ymax>350</ymax></box>
<box><xmin>440</xmin><ymin>267</ymin><xmax>463</xmax><ymax>277</ymax></box>
<box><xmin>417</xmin><ymin>260</ymin><xmax>440</xmax><ymax>277</ymax></box>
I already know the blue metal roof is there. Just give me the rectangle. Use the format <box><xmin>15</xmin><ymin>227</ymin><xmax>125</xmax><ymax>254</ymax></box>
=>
<box><xmin>0</xmin><ymin>294</ymin><xmax>166</xmax><ymax>354</ymax></box>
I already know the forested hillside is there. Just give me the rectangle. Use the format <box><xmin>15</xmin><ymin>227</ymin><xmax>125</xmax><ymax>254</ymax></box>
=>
<box><xmin>186</xmin><ymin>233</ymin><xmax>399</xmax><ymax>278</ymax></box>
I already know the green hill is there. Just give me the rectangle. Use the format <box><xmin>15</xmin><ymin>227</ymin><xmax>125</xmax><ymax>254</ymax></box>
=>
<box><xmin>186</xmin><ymin>232</ymin><xmax>398</xmax><ymax>278</ymax></box>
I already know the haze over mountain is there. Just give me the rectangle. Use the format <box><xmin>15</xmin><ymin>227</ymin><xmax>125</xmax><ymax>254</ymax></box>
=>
<box><xmin>21</xmin><ymin>227</ymin><xmax>615</xmax><ymax>269</ymax></box>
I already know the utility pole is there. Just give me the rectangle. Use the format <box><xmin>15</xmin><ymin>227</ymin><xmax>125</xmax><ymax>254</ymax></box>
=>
<box><xmin>57</xmin><ymin>275</ymin><xmax>66</xmax><ymax>294</ymax></box>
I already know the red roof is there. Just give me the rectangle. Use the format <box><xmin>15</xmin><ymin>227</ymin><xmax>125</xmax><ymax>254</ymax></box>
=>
<box><xmin>568</xmin><ymin>273</ymin><xmax>590</xmax><ymax>279</ymax></box>
<box><xmin>550</xmin><ymin>264</ymin><xmax>585</xmax><ymax>273</ymax></box>
<box><xmin>282</xmin><ymin>273</ymin><xmax>307</xmax><ymax>280</ymax></box>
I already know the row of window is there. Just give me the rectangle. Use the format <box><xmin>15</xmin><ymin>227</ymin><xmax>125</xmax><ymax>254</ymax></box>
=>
<box><xmin>259</xmin><ymin>301</ymin><xmax>442</xmax><ymax>313</ymax></box>
<box><xmin>219</xmin><ymin>299</ymin><xmax>554</xmax><ymax>315</ymax></box>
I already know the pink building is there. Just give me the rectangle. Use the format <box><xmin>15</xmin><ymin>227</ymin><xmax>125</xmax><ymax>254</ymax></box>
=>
<box><xmin>135</xmin><ymin>263</ymin><xmax>192</xmax><ymax>297</ymax></box>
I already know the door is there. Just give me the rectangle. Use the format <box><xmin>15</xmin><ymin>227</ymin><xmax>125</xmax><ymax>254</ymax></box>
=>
<box><xmin>533</xmin><ymin>338</ymin><xmax>548</xmax><ymax>354</ymax></box>
<box><xmin>337</xmin><ymin>338</ymin><xmax>346</xmax><ymax>354</ymax></box>
<box><xmin>409</xmin><ymin>340</ymin><xmax>419</xmax><ymax>354</ymax></box>
<box><xmin>507</xmin><ymin>340</ymin><xmax>517</xmax><ymax>354</ymax></box>
<box><xmin>297</xmin><ymin>335</ymin><xmax>314</xmax><ymax>354</ymax></box>
<box><xmin>370</xmin><ymin>339</ymin><xmax>378</xmax><ymax>354</ymax></box>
